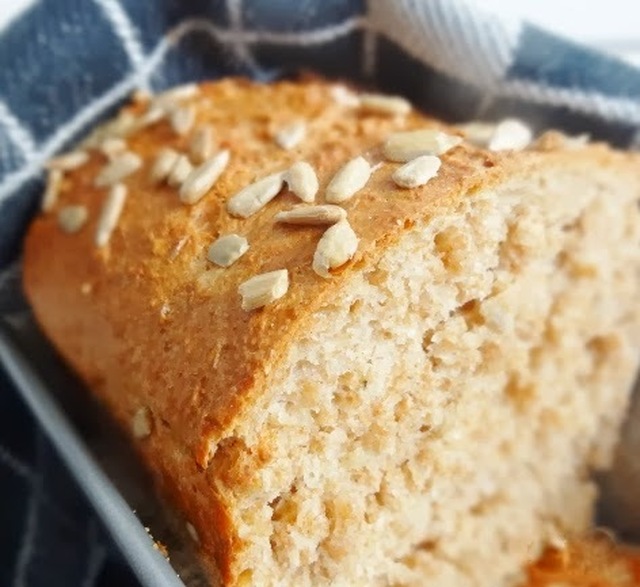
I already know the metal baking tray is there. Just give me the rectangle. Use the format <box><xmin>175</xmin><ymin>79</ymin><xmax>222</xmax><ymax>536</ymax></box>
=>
<box><xmin>0</xmin><ymin>311</ymin><xmax>200</xmax><ymax>587</ymax></box>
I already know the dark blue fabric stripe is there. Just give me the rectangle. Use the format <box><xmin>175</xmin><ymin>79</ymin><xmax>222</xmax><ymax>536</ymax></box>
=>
<box><xmin>508</xmin><ymin>24</ymin><xmax>640</xmax><ymax>99</ymax></box>
<box><xmin>244</xmin><ymin>0</ymin><xmax>364</xmax><ymax>32</ymax></box>
<box><xmin>117</xmin><ymin>0</ymin><xmax>231</xmax><ymax>53</ymax></box>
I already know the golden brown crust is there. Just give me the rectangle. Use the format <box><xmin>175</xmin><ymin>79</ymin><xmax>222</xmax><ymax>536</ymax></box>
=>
<box><xmin>22</xmin><ymin>78</ymin><xmax>640</xmax><ymax>582</ymax></box>
<box><xmin>525</xmin><ymin>534</ymin><xmax>640</xmax><ymax>586</ymax></box>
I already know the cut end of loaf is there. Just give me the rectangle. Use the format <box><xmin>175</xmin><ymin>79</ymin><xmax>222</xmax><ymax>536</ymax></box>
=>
<box><xmin>207</xmin><ymin>159</ymin><xmax>640</xmax><ymax>586</ymax></box>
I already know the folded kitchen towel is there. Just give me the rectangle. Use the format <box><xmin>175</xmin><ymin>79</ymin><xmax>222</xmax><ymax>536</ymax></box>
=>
<box><xmin>0</xmin><ymin>1</ymin><xmax>639</xmax><ymax>585</ymax></box>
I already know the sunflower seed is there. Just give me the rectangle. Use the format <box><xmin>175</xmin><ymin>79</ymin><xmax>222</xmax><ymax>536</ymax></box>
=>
<box><xmin>383</xmin><ymin>129</ymin><xmax>462</xmax><ymax>162</ymax></box>
<box><xmin>131</xmin><ymin>88</ymin><xmax>153</xmax><ymax>104</ymax></box>
<box><xmin>457</xmin><ymin>121</ymin><xmax>496</xmax><ymax>147</ymax></box>
<box><xmin>312</xmin><ymin>220</ymin><xmax>359</xmax><ymax>278</ymax></box>
<box><xmin>227</xmin><ymin>172</ymin><xmax>285</xmax><ymax>218</ymax></box>
<box><xmin>207</xmin><ymin>234</ymin><xmax>249</xmax><ymax>267</ymax></box>
<box><xmin>150</xmin><ymin>148</ymin><xmax>180</xmax><ymax>184</ymax></box>
<box><xmin>488</xmin><ymin>119</ymin><xmax>532</xmax><ymax>151</ymax></box>
<box><xmin>274</xmin><ymin>121</ymin><xmax>306</xmax><ymax>150</ymax></box>
<box><xmin>275</xmin><ymin>205</ymin><xmax>346</xmax><ymax>226</ymax></box>
<box><xmin>132</xmin><ymin>406</ymin><xmax>152</xmax><ymax>439</ymax></box>
<box><xmin>99</xmin><ymin>137</ymin><xmax>128</xmax><ymax>159</ymax></box>
<box><xmin>392</xmin><ymin>155</ymin><xmax>441</xmax><ymax>188</ymax></box>
<box><xmin>95</xmin><ymin>183</ymin><xmax>127</xmax><ymax>247</ymax></box>
<box><xmin>170</xmin><ymin>105</ymin><xmax>196</xmax><ymax>136</ymax></box>
<box><xmin>239</xmin><ymin>269</ymin><xmax>289</xmax><ymax>311</ymax></box>
<box><xmin>41</xmin><ymin>169</ymin><xmax>63</xmax><ymax>212</ymax></box>
<box><xmin>140</xmin><ymin>103</ymin><xmax>169</xmax><ymax>129</ymax></box>
<box><xmin>186</xmin><ymin>522</ymin><xmax>199</xmax><ymax>543</ymax></box>
<box><xmin>359</xmin><ymin>93</ymin><xmax>411</xmax><ymax>116</ymax></box>
<box><xmin>47</xmin><ymin>150</ymin><xmax>89</xmax><ymax>171</ymax></box>
<box><xmin>189</xmin><ymin>125</ymin><xmax>215</xmax><ymax>163</ymax></box>
<box><xmin>285</xmin><ymin>161</ymin><xmax>318</xmax><ymax>203</ymax></box>
<box><xmin>330</xmin><ymin>85</ymin><xmax>360</xmax><ymax>107</ymax></box>
<box><xmin>179</xmin><ymin>150</ymin><xmax>230</xmax><ymax>204</ymax></box>
<box><xmin>57</xmin><ymin>205</ymin><xmax>88</xmax><ymax>233</ymax></box>
<box><xmin>94</xmin><ymin>152</ymin><xmax>142</xmax><ymax>187</ymax></box>
<box><xmin>167</xmin><ymin>154</ymin><xmax>193</xmax><ymax>188</ymax></box>
<box><xmin>154</xmin><ymin>84</ymin><xmax>200</xmax><ymax>108</ymax></box>
<box><xmin>106</xmin><ymin>111</ymin><xmax>138</xmax><ymax>138</ymax></box>
<box><xmin>325</xmin><ymin>156</ymin><xmax>371</xmax><ymax>203</ymax></box>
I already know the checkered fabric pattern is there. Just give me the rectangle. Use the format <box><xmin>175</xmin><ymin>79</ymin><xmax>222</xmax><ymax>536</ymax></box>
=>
<box><xmin>0</xmin><ymin>1</ymin><xmax>639</xmax><ymax>585</ymax></box>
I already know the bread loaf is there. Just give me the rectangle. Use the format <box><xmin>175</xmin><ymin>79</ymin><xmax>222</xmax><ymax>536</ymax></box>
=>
<box><xmin>23</xmin><ymin>79</ymin><xmax>640</xmax><ymax>586</ymax></box>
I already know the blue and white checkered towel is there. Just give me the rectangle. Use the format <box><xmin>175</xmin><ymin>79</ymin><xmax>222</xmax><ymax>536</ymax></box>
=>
<box><xmin>0</xmin><ymin>1</ymin><xmax>638</xmax><ymax>585</ymax></box>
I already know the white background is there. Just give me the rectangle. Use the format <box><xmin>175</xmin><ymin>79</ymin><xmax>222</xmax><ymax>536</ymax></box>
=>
<box><xmin>0</xmin><ymin>0</ymin><xmax>639</xmax><ymax>65</ymax></box>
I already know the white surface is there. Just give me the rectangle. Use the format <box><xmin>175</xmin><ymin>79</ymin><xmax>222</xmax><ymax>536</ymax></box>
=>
<box><xmin>476</xmin><ymin>0</ymin><xmax>640</xmax><ymax>65</ymax></box>
<box><xmin>0</xmin><ymin>0</ymin><xmax>33</xmax><ymax>31</ymax></box>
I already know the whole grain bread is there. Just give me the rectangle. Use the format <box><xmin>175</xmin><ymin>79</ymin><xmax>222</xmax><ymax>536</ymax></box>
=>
<box><xmin>23</xmin><ymin>79</ymin><xmax>640</xmax><ymax>586</ymax></box>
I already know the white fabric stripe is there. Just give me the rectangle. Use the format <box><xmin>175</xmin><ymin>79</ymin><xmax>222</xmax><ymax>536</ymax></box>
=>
<box><xmin>92</xmin><ymin>0</ymin><xmax>149</xmax><ymax>88</ymax></box>
<box><xmin>1</xmin><ymin>11</ymin><xmax>637</xmax><ymax>211</ymax></box>
<box><xmin>11</xmin><ymin>436</ymin><xmax>43</xmax><ymax>587</ymax></box>
<box><xmin>168</xmin><ymin>15</ymin><xmax>365</xmax><ymax>46</ymax></box>
<box><xmin>80</xmin><ymin>521</ymin><xmax>106</xmax><ymax>587</ymax></box>
<box><xmin>0</xmin><ymin>443</ymin><xmax>81</xmax><ymax>532</ymax></box>
<box><xmin>362</xmin><ymin>28</ymin><xmax>377</xmax><ymax>77</ymax></box>
<box><xmin>0</xmin><ymin>100</ymin><xmax>35</xmax><ymax>158</ymax></box>
<box><xmin>501</xmin><ymin>78</ymin><xmax>640</xmax><ymax>125</ymax></box>
<box><xmin>0</xmin><ymin>444</ymin><xmax>33</xmax><ymax>480</ymax></box>
<box><xmin>368</xmin><ymin>0</ymin><xmax>521</xmax><ymax>86</ymax></box>
<box><xmin>226</xmin><ymin>0</ymin><xmax>259</xmax><ymax>69</ymax></box>
<box><xmin>0</xmin><ymin>17</ymin><xmax>365</xmax><ymax>208</ymax></box>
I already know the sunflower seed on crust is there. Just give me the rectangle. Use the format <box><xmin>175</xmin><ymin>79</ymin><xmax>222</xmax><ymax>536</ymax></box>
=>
<box><xmin>330</xmin><ymin>85</ymin><xmax>360</xmax><ymax>107</ymax></box>
<box><xmin>99</xmin><ymin>137</ymin><xmax>127</xmax><ymax>159</ymax></box>
<box><xmin>359</xmin><ymin>93</ymin><xmax>411</xmax><ymax>116</ymax></box>
<box><xmin>312</xmin><ymin>220</ymin><xmax>359</xmax><ymax>278</ymax></box>
<box><xmin>170</xmin><ymin>105</ymin><xmax>196</xmax><ymax>136</ymax></box>
<box><xmin>94</xmin><ymin>152</ymin><xmax>142</xmax><ymax>187</ymax></box>
<box><xmin>383</xmin><ymin>129</ymin><xmax>462</xmax><ymax>162</ymax></box>
<box><xmin>239</xmin><ymin>269</ymin><xmax>289</xmax><ymax>311</ymax></box>
<box><xmin>150</xmin><ymin>148</ymin><xmax>180</xmax><ymax>184</ymax></box>
<box><xmin>57</xmin><ymin>205</ymin><xmax>88</xmax><ymax>233</ymax></box>
<box><xmin>457</xmin><ymin>121</ymin><xmax>496</xmax><ymax>147</ymax></box>
<box><xmin>285</xmin><ymin>161</ymin><xmax>318</xmax><ymax>203</ymax></box>
<box><xmin>95</xmin><ymin>183</ymin><xmax>127</xmax><ymax>247</ymax></box>
<box><xmin>135</xmin><ymin>104</ymin><xmax>166</xmax><ymax>130</ymax></box>
<box><xmin>325</xmin><ymin>156</ymin><xmax>371</xmax><ymax>203</ymax></box>
<box><xmin>488</xmin><ymin>119</ymin><xmax>532</xmax><ymax>151</ymax></box>
<box><xmin>47</xmin><ymin>150</ymin><xmax>90</xmax><ymax>171</ymax></box>
<box><xmin>179</xmin><ymin>150</ymin><xmax>230</xmax><ymax>204</ymax></box>
<box><xmin>132</xmin><ymin>406</ymin><xmax>152</xmax><ymax>439</ymax></box>
<box><xmin>167</xmin><ymin>154</ymin><xmax>193</xmax><ymax>188</ymax></box>
<box><xmin>227</xmin><ymin>172</ymin><xmax>285</xmax><ymax>218</ymax></box>
<box><xmin>189</xmin><ymin>125</ymin><xmax>215</xmax><ymax>163</ymax></box>
<box><xmin>274</xmin><ymin>121</ymin><xmax>306</xmax><ymax>150</ymax></box>
<box><xmin>392</xmin><ymin>155</ymin><xmax>441</xmax><ymax>188</ymax></box>
<box><xmin>274</xmin><ymin>205</ymin><xmax>346</xmax><ymax>226</ymax></box>
<box><xmin>207</xmin><ymin>234</ymin><xmax>249</xmax><ymax>267</ymax></box>
<box><xmin>41</xmin><ymin>169</ymin><xmax>63</xmax><ymax>212</ymax></box>
<box><xmin>153</xmin><ymin>84</ymin><xmax>200</xmax><ymax>108</ymax></box>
